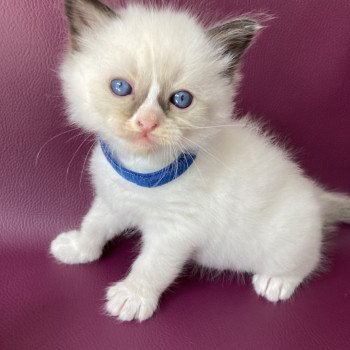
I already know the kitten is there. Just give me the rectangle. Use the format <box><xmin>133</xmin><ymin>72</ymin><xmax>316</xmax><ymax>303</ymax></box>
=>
<box><xmin>50</xmin><ymin>0</ymin><xmax>350</xmax><ymax>322</ymax></box>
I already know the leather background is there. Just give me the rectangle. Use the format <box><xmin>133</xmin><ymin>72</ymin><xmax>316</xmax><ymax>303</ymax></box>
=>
<box><xmin>1</xmin><ymin>0</ymin><xmax>349</xmax><ymax>349</ymax></box>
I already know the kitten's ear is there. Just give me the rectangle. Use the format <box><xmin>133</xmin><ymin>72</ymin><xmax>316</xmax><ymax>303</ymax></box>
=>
<box><xmin>208</xmin><ymin>19</ymin><xmax>261</xmax><ymax>77</ymax></box>
<box><xmin>65</xmin><ymin>0</ymin><xmax>116</xmax><ymax>50</ymax></box>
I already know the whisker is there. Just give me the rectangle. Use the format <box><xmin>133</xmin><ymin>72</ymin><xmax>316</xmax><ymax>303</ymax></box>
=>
<box><xmin>65</xmin><ymin>134</ymin><xmax>94</xmax><ymax>185</ymax></box>
<box><xmin>65</xmin><ymin>131</ymin><xmax>90</xmax><ymax>144</ymax></box>
<box><xmin>175</xmin><ymin>116</ymin><xmax>240</xmax><ymax>131</ymax></box>
<box><xmin>152</xmin><ymin>142</ymin><xmax>170</xmax><ymax>187</ymax></box>
<box><xmin>35</xmin><ymin>128</ymin><xmax>80</xmax><ymax>166</ymax></box>
<box><xmin>178</xmin><ymin>124</ymin><xmax>240</xmax><ymax>130</ymax></box>
<box><xmin>170</xmin><ymin>143</ymin><xmax>179</xmax><ymax>180</ymax></box>
<box><xmin>176</xmin><ymin>140</ymin><xmax>205</xmax><ymax>185</ymax></box>
<box><xmin>79</xmin><ymin>139</ymin><xmax>97</xmax><ymax>190</ymax></box>
<box><xmin>181</xmin><ymin>136</ymin><xmax>230</xmax><ymax>170</ymax></box>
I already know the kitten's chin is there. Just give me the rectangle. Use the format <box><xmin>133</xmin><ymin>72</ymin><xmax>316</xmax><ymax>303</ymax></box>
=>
<box><xmin>129</xmin><ymin>143</ymin><xmax>158</xmax><ymax>155</ymax></box>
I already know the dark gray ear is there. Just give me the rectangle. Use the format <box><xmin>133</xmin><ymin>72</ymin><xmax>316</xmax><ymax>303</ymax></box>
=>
<box><xmin>208</xmin><ymin>19</ymin><xmax>260</xmax><ymax>77</ymax></box>
<box><xmin>65</xmin><ymin>0</ymin><xmax>116</xmax><ymax>50</ymax></box>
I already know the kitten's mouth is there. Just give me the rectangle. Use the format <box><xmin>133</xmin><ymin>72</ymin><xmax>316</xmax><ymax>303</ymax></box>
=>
<box><xmin>132</xmin><ymin>133</ymin><xmax>155</xmax><ymax>144</ymax></box>
<box><xmin>128</xmin><ymin>132</ymin><xmax>159</xmax><ymax>152</ymax></box>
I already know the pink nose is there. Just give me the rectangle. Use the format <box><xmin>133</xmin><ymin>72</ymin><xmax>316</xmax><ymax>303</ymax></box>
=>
<box><xmin>137</xmin><ymin>115</ymin><xmax>159</xmax><ymax>133</ymax></box>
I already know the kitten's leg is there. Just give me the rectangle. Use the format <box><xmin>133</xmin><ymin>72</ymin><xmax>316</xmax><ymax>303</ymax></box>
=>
<box><xmin>105</xmin><ymin>232</ymin><xmax>192</xmax><ymax>322</ymax></box>
<box><xmin>50</xmin><ymin>196</ymin><xmax>127</xmax><ymax>264</ymax></box>
<box><xmin>251</xmin><ymin>243</ymin><xmax>321</xmax><ymax>302</ymax></box>
<box><xmin>252</xmin><ymin>274</ymin><xmax>304</xmax><ymax>302</ymax></box>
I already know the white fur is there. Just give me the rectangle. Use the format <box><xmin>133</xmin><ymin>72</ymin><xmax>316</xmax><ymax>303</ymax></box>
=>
<box><xmin>51</xmin><ymin>4</ymin><xmax>349</xmax><ymax>322</ymax></box>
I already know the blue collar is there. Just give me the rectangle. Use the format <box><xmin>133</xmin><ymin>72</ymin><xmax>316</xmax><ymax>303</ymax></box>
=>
<box><xmin>100</xmin><ymin>141</ymin><xmax>196</xmax><ymax>188</ymax></box>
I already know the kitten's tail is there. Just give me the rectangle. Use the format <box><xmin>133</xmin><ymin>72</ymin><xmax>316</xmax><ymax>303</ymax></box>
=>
<box><xmin>321</xmin><ymin>191</ymin><xmax>350</xmax><ymax>225</ymax></box>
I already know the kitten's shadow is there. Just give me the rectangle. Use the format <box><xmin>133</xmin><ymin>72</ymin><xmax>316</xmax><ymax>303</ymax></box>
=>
<box><xmin>100</xmin><ymin>229</ymin><xmax>142</xmax><ymax>260</ymax></box>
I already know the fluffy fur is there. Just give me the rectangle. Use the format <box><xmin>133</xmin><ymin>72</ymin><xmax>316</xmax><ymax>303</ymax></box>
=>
<box><xmin>50</xmin><ymin>0</ymin><xmax>350</xmax><ymax>322</ymax></box>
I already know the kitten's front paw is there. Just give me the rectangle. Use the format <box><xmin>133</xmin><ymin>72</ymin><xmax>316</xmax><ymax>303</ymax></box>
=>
<box><xmin>105</xmin><ymin>280</ymin><xmax>158</xmax><ymax>322</ymax></box>
<box><xmin>252</xmin><ymin>274</ymin><xmax>302</xmax><ymax>302</ymax></box>
<box><xmin>50</xmin><ymin>230</ymin><xmax>102</xmax><ymax>264</ymax></box>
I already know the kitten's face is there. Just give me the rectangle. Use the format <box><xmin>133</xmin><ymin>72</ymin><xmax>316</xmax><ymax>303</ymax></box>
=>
<box><xmin>61</xmin><ymin>1</ymin><xmax>258</xmax><ymax>156</ymax></box>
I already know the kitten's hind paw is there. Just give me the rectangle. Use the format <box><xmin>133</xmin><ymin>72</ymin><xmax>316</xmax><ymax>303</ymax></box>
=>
<box><xmin>50</xmin><ymin>230</ymin><xmax>102</xmax><ymax>264</ymax></box>
<box><xmin>252</xmin><ymin>274</ymin><xmax>302</xmax><ymax>302</ymax></box>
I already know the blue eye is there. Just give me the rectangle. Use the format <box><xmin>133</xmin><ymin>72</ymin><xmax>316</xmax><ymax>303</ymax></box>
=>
<box><xmin>170</xmin><ymin>91</ymin><xmax>193</xmax><ymax>109</ymax></box>
<box><xmin>111</xmin><ymin>79</ymin><xmax>132</xmax><ymax>96</ymax></box>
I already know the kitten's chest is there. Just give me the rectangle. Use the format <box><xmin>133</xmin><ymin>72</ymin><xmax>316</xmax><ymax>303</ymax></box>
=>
<box><xmin>91</xmin><ymin>147</ymin><xmax>199</xmax><ymax>216</ymax></box>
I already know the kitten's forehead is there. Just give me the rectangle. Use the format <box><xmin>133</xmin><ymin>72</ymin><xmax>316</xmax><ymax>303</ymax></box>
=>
<box><xmin>102</xmin><ymin>6</ymin><xmax>216</xmax><ymax>86</ymax></box>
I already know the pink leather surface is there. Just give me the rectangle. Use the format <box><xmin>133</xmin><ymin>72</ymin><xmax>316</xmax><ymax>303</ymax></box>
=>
<box><xmin>1</xmin><ymin>0</ymin><xmax>349</xmax><ymax>349</ymax></box>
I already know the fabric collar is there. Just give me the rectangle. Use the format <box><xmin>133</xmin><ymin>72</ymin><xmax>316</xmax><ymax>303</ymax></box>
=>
<box><xmin>100</xmin><ymin>141</ymin><xmax>196</xmax><ymax>188</ymax></box>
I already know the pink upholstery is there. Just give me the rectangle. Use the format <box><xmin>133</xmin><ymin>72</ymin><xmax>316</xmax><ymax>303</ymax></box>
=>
<box><xmin>1</xmin><ymin>1</ymin><xmax>349</xmax><ymax>349</ymax></box>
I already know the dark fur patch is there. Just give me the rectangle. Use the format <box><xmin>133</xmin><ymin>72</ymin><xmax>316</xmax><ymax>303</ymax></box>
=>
<box><xmin>65</xmin><ymin>0</ymin><xmax>116</xmax><ymax>50</ymax></box>
<box><xmin>127</xmin><ymin>93</ymin><xmax>169</xmax><ymax>120</ymax></box>
<box><xmin>208</xmin><ymin>19</ymin><xmax>258</xmax><ymax>78</ymax></box>
<box><xmin>157</xmin><ymin>95</ymin><xmax>169</xmax><ymax>113</ymax></box>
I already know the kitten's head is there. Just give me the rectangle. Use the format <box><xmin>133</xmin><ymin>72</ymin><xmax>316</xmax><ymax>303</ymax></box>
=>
<box><xmin>61</xmin><ymin>0</ymin><xmax>259</xmax><ymax>156</ymax></box>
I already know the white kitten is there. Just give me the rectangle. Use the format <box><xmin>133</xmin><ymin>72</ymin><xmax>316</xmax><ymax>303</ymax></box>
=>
<box><xmin>51</xmin><ymin>0</ymin><xmax>350</xmax><ymax>322</ymax></box>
